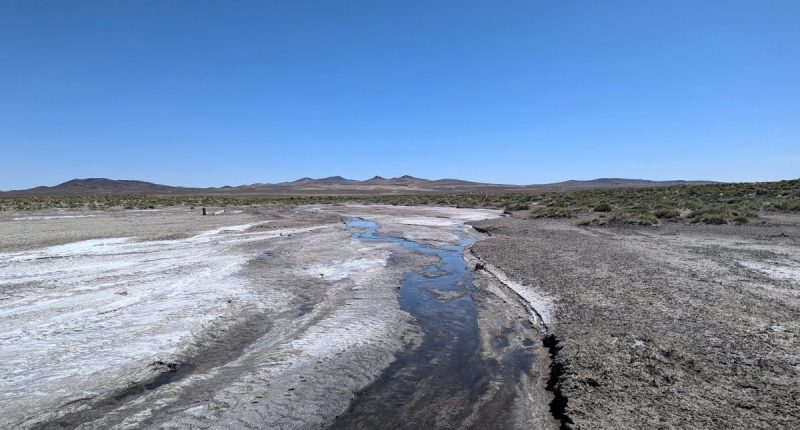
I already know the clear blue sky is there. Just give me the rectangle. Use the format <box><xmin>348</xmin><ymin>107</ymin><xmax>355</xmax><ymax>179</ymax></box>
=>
<box><xmin>1</xmin><ymin>1</ymin><xmax>798</xmax><ymax>189</ymax></box>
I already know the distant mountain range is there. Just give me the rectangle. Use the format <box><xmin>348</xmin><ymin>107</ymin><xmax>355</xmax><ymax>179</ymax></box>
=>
<box><xmin>0</xmin><ymin>176</ymin><xmax>718</xmax><ymax>197</ymax></box>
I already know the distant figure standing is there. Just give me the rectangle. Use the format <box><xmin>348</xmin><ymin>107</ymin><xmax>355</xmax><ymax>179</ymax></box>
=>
<box><xmin>202</xmin><ymin>207</ymin><xmax>207</xmax><ymax>216</ymax></box>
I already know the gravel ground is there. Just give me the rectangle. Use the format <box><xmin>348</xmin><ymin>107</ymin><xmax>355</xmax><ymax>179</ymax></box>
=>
<box><xmin>469</xmin><ymin>214</ymin><xmax>800</xmax><ymax>429</ymax></box>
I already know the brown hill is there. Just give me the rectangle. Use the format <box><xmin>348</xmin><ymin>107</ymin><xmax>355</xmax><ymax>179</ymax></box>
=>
<box><xmin>3</xmin><ymin>178</ymin><xmax>196</xmax><ymax>196</ymax></box>
<box><xmin>0</xmin><ymin>177</ymin><xmax>718</xmax><ymax>197</ymax></box>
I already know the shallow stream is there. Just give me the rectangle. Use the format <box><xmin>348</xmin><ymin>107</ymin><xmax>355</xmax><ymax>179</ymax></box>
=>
<box><xmin>331</xmin><ymin>219</ymin><xmax>492</xmax><ymax>428</ymax></box>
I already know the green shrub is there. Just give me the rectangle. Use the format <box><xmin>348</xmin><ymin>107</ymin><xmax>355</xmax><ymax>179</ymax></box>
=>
<box><xmin>530</xmin><ymin>206</ymin><xmax>576</xmax><ymax>218</ymax></box>
<box><xmin>608</xmin><ymin>210</ymin><xmax>660</xmax><ymax>226</ymax></box>
<box><xmin>504</xmin><ymin>202</ymin><xmax>530</xmax><ymax>211</ymax></box>
<box><xmin>654</xmin><ymin>207</ymin><xmax>680</xmax><ymax>219</ymax></box>
<box><xmin>766</xmin><ymin>198</ymin><xmax>800</xmax><ymax>212</ymax></box>
<box><xmin>593</xmin><ymin>202</ymin><xmax>612</xmax><ymax>212</ymax></box>
<box><xmin>688</xmin><ymin>204</ymin><xmax>756</xmax><ymax>225</ymax></box>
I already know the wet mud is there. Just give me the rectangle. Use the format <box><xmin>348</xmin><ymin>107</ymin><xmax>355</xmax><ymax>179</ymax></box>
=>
<box><xmin>331</xmin><ymin>219</ymin><xmax>538</xmax><ymax>429</ymax></box>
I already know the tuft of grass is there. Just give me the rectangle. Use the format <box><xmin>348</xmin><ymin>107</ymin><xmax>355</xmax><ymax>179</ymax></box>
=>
<box><xmin>654</xmin><ymin>207</ymin><xmax>681</xmax><ymax>219</ymax></box>
<box><xmin>688</xmin><ymin>204</ymin><xmax>757</xmax><ymax>225</ymax></box>
<box><xmin>504</xmin><ymin>202</ymin><xmax>530</xmax><ymax>212</ymax></box>
<box><xmin>593</xmin><ymin>202</ymin><xmax>612</xmax><ymax>212</ymax></box>
<box><xmin>766</xmin><ymin>198</ymin><xmax>800</xmax><ymax>212</ymax></box>
<box><xmin>608</xmin><ymin>210</ymin><xmax>660</xmax><ymax>226</ymax></box>
<box><xmin>530</xmin><ymin>206</ymin><xmax>576</xmax><ymax>218</ymax></box>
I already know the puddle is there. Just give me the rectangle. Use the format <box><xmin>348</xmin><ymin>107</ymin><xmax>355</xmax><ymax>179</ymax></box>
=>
<box><xmin>331</xmin><ymin>219</ymin><xmax>494</xmax><ymax>428</ymax></box>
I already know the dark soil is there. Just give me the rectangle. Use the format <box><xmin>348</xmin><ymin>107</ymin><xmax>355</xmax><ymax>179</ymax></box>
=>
<box><xmin>469</xmin><ymin>215</ymin><xmax>800</xmax><ymax>429</ymax></box>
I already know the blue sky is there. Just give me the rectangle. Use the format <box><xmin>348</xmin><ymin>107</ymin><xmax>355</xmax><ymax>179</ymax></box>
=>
<box><xmin>1</xmin><ymin>1</ymin><xmax>798</xmax><ymax>189</ymax></box>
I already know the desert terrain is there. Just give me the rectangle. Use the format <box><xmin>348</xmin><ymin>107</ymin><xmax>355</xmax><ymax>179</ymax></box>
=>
<box><xmin>0</xmin><ymin>196</ymin><xmax>798</xmax><ymax>429</ymax></box>
<box><xmin>4</xmin><ymin>0</ymin><xmax>797</xmax><ymax>427</ymax></box>
<box><xmin>470</xmin><ymin>213</ymin><xmax>800</xmax><ymax>428</ymax></box>
<box><xmin>0</xmin><ymin>205</ymin><xmax>556</xmax><ymax>429</ymax></box>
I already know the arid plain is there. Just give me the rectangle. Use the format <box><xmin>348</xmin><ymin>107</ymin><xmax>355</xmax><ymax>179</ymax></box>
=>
<box><xmin>1</xmin><ymin>187</ymin><xmax>798</xmax><ymax>429</ymax></box>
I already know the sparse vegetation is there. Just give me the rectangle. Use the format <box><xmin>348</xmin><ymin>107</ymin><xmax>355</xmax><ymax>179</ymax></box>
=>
<box><xmin>503</xmin><ymin>202</ymin><xmax>530</xmax><ymax>212</ymax></box>
<box><xmin>654</xmin><ymin>207</ymin><xmax>680</xmax><ymax>219</ymax></box>
<box><xmin>688</xmin><ymin>204</ymin><xmax>757</xmax><ymax>225</ymax></box>
<box><xmin>1</xmin><ymin>179</ymin><xmax>798</xmax><ymax>227</ymax></box>
<box><xmin>517</xmin><ymin>179</ymin><xmax>799</xmax><ymax>226</ymax></box>
<box><xmin>593</xmin><ymin>202</ymin><xmax>612</xmax><ymax>212</ymax></box>
<box><xmin>608</xmin><ymin>209</ymin><xmax>660</xmax><ymax>226</ymax></box>
<box><xmin>529</xmin><ymin>206</ymin><xmax>576</xmax><ymax>218</ymax></box>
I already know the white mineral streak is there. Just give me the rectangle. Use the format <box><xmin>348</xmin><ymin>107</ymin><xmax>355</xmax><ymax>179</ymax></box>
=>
<box><xmin>0</xmin><ymin>223</ymin><xmax>323</xmax><ymax>426</ymax></box>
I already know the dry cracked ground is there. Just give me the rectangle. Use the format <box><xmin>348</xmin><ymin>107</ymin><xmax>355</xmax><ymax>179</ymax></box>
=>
<box><xmin>0</xmin><ymin>205</ymin><xmax>797</xmax><ymax>429</ymax></box>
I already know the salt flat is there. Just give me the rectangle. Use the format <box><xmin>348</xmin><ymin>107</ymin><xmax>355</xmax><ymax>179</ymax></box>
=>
<box><xmin>1</xmin><ymin>205</ymin><xmax>554</xmax><ymax>429</ymax></box>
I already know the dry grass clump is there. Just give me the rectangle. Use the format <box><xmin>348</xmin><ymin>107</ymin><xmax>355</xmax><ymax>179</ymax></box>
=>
<box><xmin>593</xmin><ymin>202</ymin><xmax>613</xmax><ymax>212</ymax></box>
<box><xmin>653</xmin><ymin>207</ymin><xmax>680</xmax><ymax>219</ymax></box>
<box><xmin>688</xmin><ymin>204</ymin><xmax>757</xmax><ymax>225</ymax></box>
<box><xmin>608</xmin><ymin>209</ymin><xmax>660</xmax><ymax>226</ymax></box>
<box><xmin>529</xmin><ymin>205</ymin><xmax>576</xmax><ymax>218</ymax></box>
